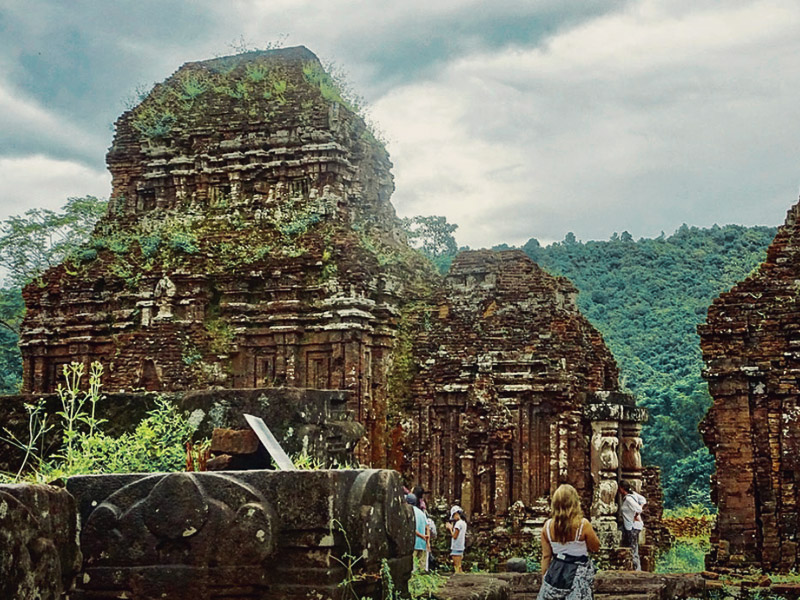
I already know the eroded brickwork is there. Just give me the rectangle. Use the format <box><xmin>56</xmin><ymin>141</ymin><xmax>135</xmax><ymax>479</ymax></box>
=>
<box><xmin>16</xmin><ymin>48</ymin><xmax>653</xmax><ymax>549</ymax></box>
<box><xmin>402</xmin><ymin>250</ymin><xmax>647</xmax><ymax>544</ymax></box>
<box><xmin>700</xmin><ymin>200</ymin><xmax>800</xmax><ymax>572</ymax></box>
<box><xmin>19</xmin><ymin>46</ymin><xmax>432</xmax><ymax>465</ymax></box>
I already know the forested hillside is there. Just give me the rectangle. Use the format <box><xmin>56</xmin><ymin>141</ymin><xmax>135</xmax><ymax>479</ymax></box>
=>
<box><xmin>508</xmin><ymin>225</ymin><xmax>777</xmax><ymax>507</ymax></box>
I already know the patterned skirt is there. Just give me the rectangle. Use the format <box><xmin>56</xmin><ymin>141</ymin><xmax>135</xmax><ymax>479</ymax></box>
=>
<box><xmin>536</xmin><ymin>557</ymin><xmax>596</xmax><ymax>600</ymax></box>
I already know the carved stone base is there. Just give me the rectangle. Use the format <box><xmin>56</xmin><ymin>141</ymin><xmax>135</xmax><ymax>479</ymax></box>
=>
<box><xmin>67</xmin><ymin>470</ymin><xmax>413</xmax><ymax>600</ymax></box>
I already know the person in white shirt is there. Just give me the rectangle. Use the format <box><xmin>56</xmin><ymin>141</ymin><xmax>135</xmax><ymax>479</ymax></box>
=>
<box><xmin>445</xmin><ymin>505</ymin><xmax>467</xmax><ymax>573</ymax></box>
<box><xmin>631</xmin><ymin>489</ymin><xmax>646</xmax><ymax>543</ymax></box>
<box><xmin>618</xmin><ymin>480</ymin><xmax>643</xmax><ymax>570</ymax></box>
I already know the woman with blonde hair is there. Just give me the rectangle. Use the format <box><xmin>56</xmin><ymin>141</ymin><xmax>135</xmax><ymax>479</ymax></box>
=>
<box><xmin>537</xmin><ymin>484</ymin><xmax>600</xmax><ymax>600</ymax></box>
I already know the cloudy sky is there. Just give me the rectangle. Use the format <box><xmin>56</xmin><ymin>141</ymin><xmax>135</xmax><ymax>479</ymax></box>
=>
<box><xmin>1</xmin><ymin>0</ymin><xmax>799</xmax><ymax>248</ymax></box>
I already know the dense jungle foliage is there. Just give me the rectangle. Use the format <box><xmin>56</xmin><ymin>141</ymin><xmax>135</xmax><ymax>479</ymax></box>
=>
<box><xmin>503</xmin><ymin>225</ymin><xmax>777</xmax><ymax>507</ymax></box>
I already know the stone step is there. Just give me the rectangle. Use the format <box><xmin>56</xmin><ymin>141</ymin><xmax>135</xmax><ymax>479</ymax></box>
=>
<box><xmin>595</xmin><ymin>594</ymin><xmax>660</xmax><ymax>600</ymax></box>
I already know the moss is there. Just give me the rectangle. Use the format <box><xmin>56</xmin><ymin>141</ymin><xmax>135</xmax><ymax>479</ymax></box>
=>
<box><xmin>204</xmin><ymin>318</ymin><xmax>235</xmax><ymax>355</ymax></box>
<box><xmin>386</xmin><ymin>301</ymin><xmax>432</xmax><ymax>413</ymax></box>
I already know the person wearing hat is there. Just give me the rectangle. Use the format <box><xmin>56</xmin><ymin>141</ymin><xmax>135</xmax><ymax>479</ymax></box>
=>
<box><xmin>445</xmin><ymin>505</ymin><xmax>467</xmax><ymax>573</ymax></box>
<box><xmin>406</xmin><ymin>493</ymin><xmax>429</xmax><ymax>571</ymax></box>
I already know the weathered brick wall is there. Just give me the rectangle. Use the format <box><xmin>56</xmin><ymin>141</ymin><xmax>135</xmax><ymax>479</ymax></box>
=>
<box><xmin>19</xmin><ymin>46</ymin><xmax>434</xmax><ymax>466</ymax></box>
<box><xmin>642</xmin><ymin>466</ymin><xmax>673</xmax><ymax>552</ymax></box>
<box><xmin>700</xmin><ymin>199</ymin><xmax>800</xmax><ymax>572</ymax></box>
<box><xmin>403</xmin><ymin>250</ymin><xmax>647</xmax><ymax>543</ymax></box>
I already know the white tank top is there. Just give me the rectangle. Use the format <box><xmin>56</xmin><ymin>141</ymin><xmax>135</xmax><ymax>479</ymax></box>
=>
<box><xmin>545</xmin><ymin>518</ymin><xmax>589</xmax><ymax>557</ymax></box>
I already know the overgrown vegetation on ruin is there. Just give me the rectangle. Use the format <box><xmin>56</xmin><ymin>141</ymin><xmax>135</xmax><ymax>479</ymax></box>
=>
<box><xmin>124</xmin><ymin>47</ymin><xmax>386</xmax><ymax>148</ymax></box>
<box><xmin>0</xmin><ymin>362</ymin><xmax>201</xmax><ymax>483</ymax></box>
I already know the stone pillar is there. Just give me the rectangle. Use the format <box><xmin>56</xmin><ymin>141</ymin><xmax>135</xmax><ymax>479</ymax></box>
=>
<box><xmin>480</xmin><ymin>465</ymin><xmax>492</xmax><ymax>516</ymax></box>
<box><xmin>620</xmin><ymin>422</ymin><xmax>644</xmax><ymax>492</ymax></box>
<box><xmin>493</xmin><ymin>448</ymin><xmax>511</xmax><ymax>516</ymax></box>
<box><xmin>590</xmin><ymin>420</ymin><xmax>621</xmax><ymax>547</ymax></box>
<box><xmin>460</xmin><ymin>451</ymin><xmax>475</xmax><ymax>518</ymax></box>
<box><xmin>558</xmin><ymin>416</ymin><xmax>570</xmax><ymax>483</ymax></box>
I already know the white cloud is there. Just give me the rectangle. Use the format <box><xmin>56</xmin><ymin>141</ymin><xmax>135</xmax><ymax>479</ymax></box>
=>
<box><xmin>0</xmin><ymin>155</ymin><xmax>110</xmax><ymax>222</ymax></box>
<box><xmin>374</xmin><ymin>0</ymin><xmax>800</xmax><ymax>247</ymax></box>
<box><xmin>0</xmin><ymin>78</ymin><xmax>110</xmax><ymax>166</ymax></box>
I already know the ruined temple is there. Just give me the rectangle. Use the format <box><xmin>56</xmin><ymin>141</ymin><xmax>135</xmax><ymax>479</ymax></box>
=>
<box><xmin>402</xmin><ymin>250</ymin><xmax>648</xmax><ymax>550</ymax></box>
<box><xmin>700</xmin><ymin>199</ymin><xmax>800</xmax><ymax>572</ymax></box>
<box><xmin>15</xmin><ymin>47</ymin><xmax>653</xmax><ymax>559</ymax></box>
<box><xmin>19</xmin><ymin>46</ymin><xmax>433</xmax><ymax>465</ymax></box>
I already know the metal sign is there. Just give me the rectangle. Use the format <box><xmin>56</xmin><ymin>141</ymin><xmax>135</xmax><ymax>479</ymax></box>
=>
<box><xmin>243</xmin><ymin>413</ymin><xmax>296</xmax><ymax>471</ymax></box>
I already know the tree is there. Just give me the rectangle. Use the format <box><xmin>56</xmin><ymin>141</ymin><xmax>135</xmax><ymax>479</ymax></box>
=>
<box><xmin>0</xmin><ymin>196</ymin><xmax>107</xmax><ymax>393</ymax></box>
<box><xmin>400</xmin><ymin>215</ymin><xmax>458</xmax><ymax>274</ymax></box>
<box><xmin>0</xmin><ymin>196</ymin><xmax>108</xmax><ymax>288</ymax></box>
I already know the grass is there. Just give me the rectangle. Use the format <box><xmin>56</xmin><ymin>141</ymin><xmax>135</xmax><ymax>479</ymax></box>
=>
<box><xmin>655</xmin><ymin>538</ymin><xmax>709</xmax><ymax>573</ymax></box>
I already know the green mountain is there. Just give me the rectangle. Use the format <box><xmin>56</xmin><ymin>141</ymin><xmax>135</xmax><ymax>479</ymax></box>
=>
<box><xmin>503</xmin><ymin>224</ymin><xmax>777</xmax><ymax>507</ymax></box>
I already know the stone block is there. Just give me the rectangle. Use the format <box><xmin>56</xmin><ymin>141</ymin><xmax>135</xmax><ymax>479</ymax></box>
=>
<box><xmin>206</xmin><ymin>452</ymin><xmax>270</xmax><ymax>471</ymax></box>
<box><xmin>503</xmin><ymin>557</ymin><xmax>528</xmax><ymax>572</ymax></box>
<box><xmin>210</xmin><ymin>427</ymin><xmax>260</xmax><ymax>455</ymax></box>
<box><xmin>433</xmin><ymin>574</ymin><xmax>511</xmax><ymax>600</ymax></box>
<box><xmin>0</xmin><ymin>483</ymin><xmax>81</xmax><ymax>600</ymax></box>
<box><xmin>67</xmin><ymin>469</ymin><xmax>413</xmax><ymax>599</ymax></box>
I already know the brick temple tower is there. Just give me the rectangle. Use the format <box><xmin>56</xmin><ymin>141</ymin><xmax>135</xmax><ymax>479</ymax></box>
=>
<box><xmin>701</xmin><ymin>199</ymin><xmax>800</xmax><ymax>572</ymax></box>
<box><xmin>19</xmin><ymin>46</ymin><xmax>433</xmax><ymax>465</ymax></box>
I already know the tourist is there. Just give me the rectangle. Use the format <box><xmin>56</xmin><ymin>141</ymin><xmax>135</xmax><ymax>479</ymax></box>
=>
<box><xmin>631</xmin><ymin>488</ymin><xmax>646</xmax><ymax>549</ymax></box>
<box><xmin>407</xmin><ymin>493</ymin><xmax>429</xmax><ymax>572</ymax></box>
<box><xmin>538</xmin><ymin>484</ymin><xmax>599</xmax><ymax>600</ymax></box>
<box><xmin>425</xmin><ymin>510</ymin><xmax>437</xmax><ymax>571</ymax></box>
<box><xmin>412</xmin><ymin>485</ymin><xmax>427</xmax><ymax>511</ymax></box>
<box><xmin>618</xmin><ymin>479</ymin><xmax>642</xmax><ymax>571</ymax></box>
<box><xmin>445</xmin><ymin>505</ymin><xmax>467</xmax><ymax>573</ymax></box>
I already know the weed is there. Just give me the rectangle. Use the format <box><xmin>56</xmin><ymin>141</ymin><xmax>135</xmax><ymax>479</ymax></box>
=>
<box><xmin>138</xmin><ymin>234</ymin><xmax>161</xmax><ymax>258</ymax></box>
<box><xmin>177</xmin><ymin>74</ymin><xmax>208</xmax><ymax>102</ymax></box>
<box><xmin>0</xmin><ymin>399</ymin><xmax>52</xmax><ymax>480</ymax></box>
<box><xmin>0</xmin><ymin>362</ymin><xmax>203</xmax><ymax>483</ymax></box>
<box><xmin>77</xmin><ymin>248</ymin><xmax>98</xmax><ymax>262</ymax></box>
<box><xmin>132</xmin><ymin>105</ymin><xmax>176</xmax><ymax>139</ymax></box>
<box><xmin>329</xmin><ymin>518</ymin><xmax>379</xmax><ymax>599</ymax></box>
<box><xmin>246</xmin><ymin>63</ymin><xmax>269</xmax><ymax>82</ymax></box>
<box><xmin>408</xmin><ymin>571</ymin><xmax>446</xmax><ymax>599</ymax></box>
<box><xmin>168</xmin><ymin>231</ymin><xmax>199</xmax><ymax>254</ymax></box>
<box><xmin>205</xmin><ymin>318</ymin><xmax>235</xmax><ymax>354</ymax></box>
<box><xmin>655</xmin><ymin>538</ymin><xmax>709</xmax><ymax>573</ymax></box>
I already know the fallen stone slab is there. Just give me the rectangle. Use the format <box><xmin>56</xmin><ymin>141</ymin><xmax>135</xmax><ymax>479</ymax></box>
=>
<box><xmin>481</xmin><ymin>571</ymin><xmax>706</xmax><ymax>600</ymax></box>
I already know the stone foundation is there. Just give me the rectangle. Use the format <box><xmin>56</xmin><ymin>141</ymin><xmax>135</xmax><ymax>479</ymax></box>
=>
<box><xmin>434</xmin><ymin>572</ymin><xmax>706</xmax><ymax>600</ymax></box>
